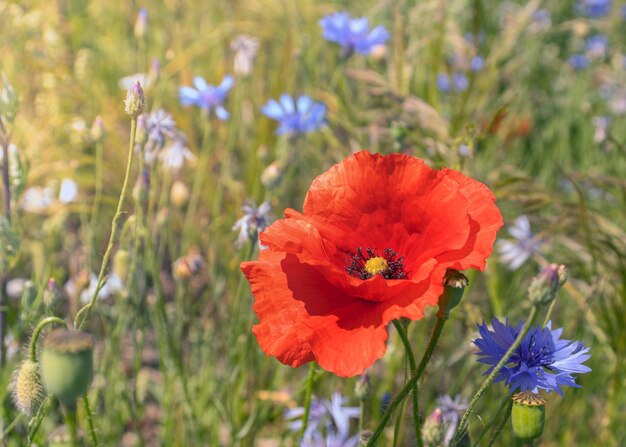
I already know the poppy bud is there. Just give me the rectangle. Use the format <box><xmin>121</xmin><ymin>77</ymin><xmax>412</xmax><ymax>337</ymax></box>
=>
<box><xmin>43</xmin><ymin>277</ymin><xmax>62</xmax><ymax>309</ymax></box>
<box><xmin>354</xmin><ymin>373</ymin><xmax>371</xmax><ymax>400</ymax></box>
<box><xmin>528</xmin><ymin>263</ymin><xmax>567</xmax><ymax>304</ymax></box>
<box><xmin>437</xmin><ymin>269</ymin><xmax>469</xmax><ymax>319</ymax></box>
<box><xmin>40</xmin><ymin>329</ymin><xmax>94</xmax><ymax>404</ymax></box>
<box><xmin>124</xmin><ymin>81</ymin><xmax>145</xmax><ymax>118</ymax></box>
<box><xmin>12</xmin><ymin>360</ymin><xmax>44</xmax><ymax>416</ymax></box>
<box><xmin>511</xmin><ymin>391</ymin><xmax>545</xmax><ymax>443</ymax></box>
<box><xmin>170</xmin><ymin>180</ymin><xmax>190</xmax><ymax>208</ymax></box>
<box><xmin>422</xmin><ymin>408</ymin><xmax>445</xmax><ymax>447</ymax></box>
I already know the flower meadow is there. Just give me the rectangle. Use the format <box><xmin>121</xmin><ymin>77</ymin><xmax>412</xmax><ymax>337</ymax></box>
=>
<box><xmin>0</xmin><ymin>0</ymin><xmax>625</xmax><ymax>445</ymax></box>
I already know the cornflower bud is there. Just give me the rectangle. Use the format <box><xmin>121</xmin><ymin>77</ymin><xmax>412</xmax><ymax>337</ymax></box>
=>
<box><xmin>528</xmin><ymin>263</ymin><xmax>568</xmax><ymax>304</ymax></box>
<box><xmin>354</xmin><ymin>373</ymin><xmax>371</xmax><ymax>400</ymax></box>
<box><xmin>90</xmin><ymin>116</ymin><xmax>105</xmax><ymax>142</ymax></box>
<box><xmin>170</xmin><ymin>180</ymin><xmax>190</xmax><ymax>208</ymax></box>
<box><xmin>40</xmin><ymin>329</ymin><xmax>94</xmax><ymax>404</ymax></box>
<box><xmin>511</xmin><ymin>391</ymin><xmax>545</xmax><ymax>443</ymax></box>
<box><xmin>134</xmin><ymin>8</ymin><xmax>148</xmax><ymax>39</ymax></box>
<box><xmin>124</xmin><ymin>81</ymin><xmax>145</xmax><ymax>118</ymax></box>
<box><xmin>12</xmin><ymin>360</ymin><xmax>44</xmax><ymax>416</ymax></box>
<box><xmin>422</xmin><ymin>408</ymin><xmax>445</xmax><ymax>447</ymax></box>
<box><xmin>43</xmin><ymin>277</ymin><xmax>62</xmax><ymax>309</ymax></box>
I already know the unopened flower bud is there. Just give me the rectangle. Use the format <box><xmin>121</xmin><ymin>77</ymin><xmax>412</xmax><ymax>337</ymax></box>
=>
<box><xmin>133</xmin><ymin>8</ymin><xmax>148</xmax><ymax>39</ymax></box>
<box><xmin>170</xmin><ymin>180</ymin><xmax>190</xmax><ymax>208</ymax></box>
<box><xmin>512</xmin><ymin>391</ymin><xmax>545</xmax><ymax>443</ymax></box>
<box><xmin>354</xmin><ymin>373</ymin><xmax>371</xmax><ymax>400</ymax></box>
<box><xmin>528</xmin><ymin>263</ymin><xmax>567</xmax><ymax>304</ymax></box>
<box><xmin>90</xmin><ymin>116</ymin><xmax>105</xmax><ymax>142</ymax></box>
<box><xmin>12</xmin><ymin>360</ymin><xmax>44</xmax><ymax>416</ymax></box>
<box><xmin>422</xmin><ymin>408</ymin><xmax>445</xmax><ymax>447</ymax></box>
<box><xmin>40</xmin><ymin>329</ymin><xmax>93</xmax><ymax>404</ymax></box>
<box><xmin>113</xmin><ymin>249</ymin><xmax>130</xmax><ymax>282</ymax></box>
<box><xmin>437</xmin><ymin>269</ymin><xmax>469</xmax><ymax>319</ymax></box>
<box><xmin>124</xmin><ymin>81</ymin><xmax>145</xmax><ymax>117</ymax></box>
<box><xmin>261</xmin><ymin>161</ymin><xmax>284</xmax><ymax>188</ymax></box>
<box><xmin>43</xmin><ymin>277</ymin><xmax>62</xmax><ymax>309</ymax></box>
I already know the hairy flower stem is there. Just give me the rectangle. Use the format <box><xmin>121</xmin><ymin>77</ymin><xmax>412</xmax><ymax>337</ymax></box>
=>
<box><xmin>299</xmin><ymin>362</ymin><xmax>316</xmax><ymax>441</ymax></box>
<box><xmin>366</xmin><ymin>317</ymin><xmax>447</xmax><ymax>446</ymax></box>
<box><xmin>485</xmin><ymin>398</ymin><xmax>513</xmax><ymax>447</ymax></box>
<box><xmin>29</xmin><ymin>316</ymin><xmax>67</xmax><ymax>361</ymax></box>
<box><xmin>392</xmin><ymin>320</ymin><xmax>423</xmax><ymax>447</ymax></box>
<box><xmin>451</xmin><ymin>305</ymin><xmax>540</xmax><ymax>446</ymax></box>
<box><xmin>0</xmin><ymin>118</ymin><xmax>11</xmax><ymax>366</ymax></box>
<box><xmin>28</xmin><ymin>396</ymin><xmax>51</xmax><ymax>444</ymax></box>
<box><xmin>472</xmin><ymin>396</ymin><xmax>510</xmax><ymax>446</ymax></box>
<box><xmin>75</xmin><ymin>117</ymin><xmax>138</xmax><ymax>330</ymax></box>
<box><xmin>64</xmin><ymin>403</ymin><xmax>79</xmax><ymax>447</ymax></box>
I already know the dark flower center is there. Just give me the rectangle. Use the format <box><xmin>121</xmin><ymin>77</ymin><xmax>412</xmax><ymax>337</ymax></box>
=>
<box><xmin>345</xmin><ymin>247</ymin><xmax>408</xmax><ymax>280</ymax></box>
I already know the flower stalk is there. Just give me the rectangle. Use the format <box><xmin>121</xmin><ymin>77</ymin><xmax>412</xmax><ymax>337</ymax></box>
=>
<box><xmin>299</xmin><ymin>362</ymin><xmax>316</xmax><ymax>441</ymax></box>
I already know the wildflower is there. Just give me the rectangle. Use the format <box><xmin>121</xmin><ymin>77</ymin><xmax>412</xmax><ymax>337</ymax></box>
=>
<box><xmin>585</xmin><ymin>34</ymin><xmax>608</xmax><ymax>58</ymax></box>
<box><xmin>90</xmin><ymin>116</ymin><xmax>105</xmax><ymax>142</ymax></box>
<box><xmin>436</xmin><ymin>394</ymin><xmax>468</xmax><ymax>445</ymax></box>
<box><xmin>232</xmin><ymin>200</ymin><xmax>272</xmax><ymax>247</ymax></box>
<box><xmin>470</xmin><ymin>56</ymin><xmax>484</xmax><ymax>72</ymax></box>
<box><xmin>497</xmin><ymin>216</ymin><xmax>542</xmax><ymax>270</ymax></box>
<box><xmin>437</xmin><ymin>73</ymin><xmax>451</xmax><ymax>93</ymax></box>
<box><xmin>319</xmin><ymin>11</ymin><xmax>389</xmax><ymax>56</ymax></box>
<box><xmin>58</xmin><ymin>178</ymin><xmax>78</xmax><ymax>204</ymax></box>
<box><xmin>452</xmin><ymin>73</ymin><xmax>469</xmax><ymax>91</ymax></box>
<box><xmin>576</xmin><ymin>0</ymin><xmax>612</xmax><ymax>18</ymax></box>
<box><xmin>285</xmin><ymin>393</ymin><xmax>360</xmax><ymax>446</ymax></box>
<box><xmin>179</xmin><ymin>75</ymin><xmax>234</xmax><ymax>120</ymax></box>
<box><xmin>230</xmin><ymin>34</ymin><xmax>260</xmax><ymax>76</ymax></box>
<box><xmin>124</xmin><ymin>81</ymin><xmax>145</xmax><ymax>117</ymax></box>
<box><xmin>159</xmin><ymin>139</ymin><xmax>195</xmax><ymax>171</ymax></box>
<box><xmin>568</xmin><ymin>54</ymin><xmax>588</xmax><ymax>70</ymax></box>
<box><xmin>530</xmin><ymin>9</ymin><xmax>552</xmax><ymax>32</ymax></box>
<box><xmin>474</xmin><ymin>318</ymin><xmax>591</xmax><ymax>395</ymax></box>
<box><xmin>20</xmin><ymin>186</ymin><xmax>54</xmax><ymax>213</ymax></box>
<box><xmin>261</xmin><ymin>94</ymin><xmax>326</xmax><ymax>135</ymax></box>
<box><xmin>241</xmin><ymin>152</ymin><xmax>502</xmax><ymax>376</ymax></box>
<box><xmin>437</xmin><ymin>73</ymin><xmax>468</xmax><ymax>93</ymax></box>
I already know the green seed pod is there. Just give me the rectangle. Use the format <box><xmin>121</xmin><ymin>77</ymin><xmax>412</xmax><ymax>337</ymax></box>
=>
<box><xmin>40</xmin><ymin>329</ymin><xmax>94</xmax><ymax>404</ymax></box>
<box><xmin>12</xmin><ymin>360</ymin><xmax>44</xmax><ymax>416</ymax></box>
<box><xmin>437</xmin><ymin>269</ymin><xmax>469</xmax><ymax>320</ymax></box>
<box><xmin>511</xmin><ymin>391</ymin><xmax>545</xmax><ymax>443</ymax></box>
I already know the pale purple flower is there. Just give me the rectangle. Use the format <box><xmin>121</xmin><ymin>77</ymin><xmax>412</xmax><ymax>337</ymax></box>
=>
<box><xmin>436</xmin><ymin>395</ymin><xmax>468</xmax><ymax>446</ymax></box>
<box><xmin>232</xmin><ymin>200</ymin><xmax>272</xmax><ymax>247</ymax></box>
<box><xmin>497</xmin><ymin>216</ymin><xmax>542</xmax><ymax>270</ymax></box>
<box><xmin>261</xmin><ymin>94</ymin><xmax>326</xmax><ymax>135</ymax></box>
<box><xmin>231</xmin><ymin>35</ymin><xmax>260</xmax><ymax>76</ymax></box>
<box><xmin>159</xmin><ymin>139</ymin><xmax>195</xmax><ymax>171</ymax></box>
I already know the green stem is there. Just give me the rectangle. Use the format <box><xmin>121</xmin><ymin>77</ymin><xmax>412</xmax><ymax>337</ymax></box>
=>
<box><xmin>75</xmin><ymin>117</ymin><xmax>137</xmax><ymax>330</ymax></box>
<box><xmin>485</xmin><ymin>398</ymin><xmax>513</xmax><ymax>447</ymax></box>
<box><xmin>64</xmin><ymin>403</ymin><xmax>79</xmax><ymax>447</ymax></box>
<box><xmin>542</xmin><ymin>299</ymin><xmax>557</xmax><ymax>328</ymax></box>
<box><xmin>472</xmin><ymin>396</ymin><xmax>510</xmax><ymax>446</ymax></box>
<box><xmin>366</xmin><ymin>317</ymin><xmax>447</xmax><ymax>446</ymax></box>
<box><xmin>299</xmin><ymin>362</ymin><xmax>316</xmax><ymax>441</ymax></box>
<box><xmin>1</xmin><ymin>414</ymin><xmax>23</xmax><ymax>440</ymax></box>
<box><xmin>82</xmin><ymin>394</ymin><xmax>99</xmax><ymax>446</ymax></box>
<box><xmin>28</xmin><ymin>396</ymin><xmax>52</xmax><ymax>444</ymax></box>
<box><xmin>89</xmin><ymin>139</ymin><xmax>104</xmax><ymax>270</ymax></box>
<box><xmin>29</xmin><ymin>317</ymin><xmax>67</xmax><ymax>361</ymax></box>
<box><xmin>451</xmin><ymin>305</ymin><xmax>540</xmax><ymax>446</ymax></box>
<box><xmin>392</xmin><ymin>320</ymin><xmax>423</xmax><ymax>447</ymax></box>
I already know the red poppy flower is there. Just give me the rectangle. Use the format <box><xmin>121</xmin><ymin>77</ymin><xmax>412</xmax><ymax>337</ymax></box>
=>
<box><xmin>241</xmin><ymin>151</ymin><xmax>503</xmax><ymax>377</ymax></box>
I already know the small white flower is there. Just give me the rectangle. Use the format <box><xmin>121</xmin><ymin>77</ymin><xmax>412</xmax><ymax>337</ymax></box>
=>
<box><xmin>20</xmin><ymin>186</ymin><xmax>54</xmax><ymax>213</ymax></box>
<box><xmin>497</xmin><ymin>216</ymin><xmax>542</xmax><ymax>270</ymax></box>
<box><xmin>159</xmin><ymin>139</ymin><xmax>195</xmax><ymax>171</ymax></box>
<box><xmin>59</xmin><ymin>178</ymin><xmax>78</xmax><ymax>204</ymax></box>
<box><xmin>231</xmin><ymin>35</ymin><xmax>260</xmax><ymax>76</ymax></box>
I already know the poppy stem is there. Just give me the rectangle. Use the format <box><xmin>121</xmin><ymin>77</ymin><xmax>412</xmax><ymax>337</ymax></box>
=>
<box><xmin>299</xmin><ymin>362</ymin><xmax>316</xmax><ymax>441</ymax></box>
<box><xmin>392</xmin><ymin>320</ymin><xmax>423</xmax><ymax>447</ymax></box>
<box><xmin>450</xmin><ymin>304</ymin><xmax>539</xmax><ymax>446</ymax></box>
<box><xmin>366</xmin><ymin>316</ymin><xmax>447</xmax><ymax>446</ymax></box>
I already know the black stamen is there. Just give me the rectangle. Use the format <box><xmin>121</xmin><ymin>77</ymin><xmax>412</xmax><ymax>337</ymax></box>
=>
<box><xmin>345</xmin><ymin>247</ymin><xmax>408</xmax><ymax>280</ymax></box>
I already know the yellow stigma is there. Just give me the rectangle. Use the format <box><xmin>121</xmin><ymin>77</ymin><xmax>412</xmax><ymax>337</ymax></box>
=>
<box><xmin>364</xmin><ymin>257</ymin><xmax>388</xmax><ymax>276</ymax></box>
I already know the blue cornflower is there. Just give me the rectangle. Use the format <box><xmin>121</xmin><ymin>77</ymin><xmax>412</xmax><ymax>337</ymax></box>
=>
<box><xmin>179</xmin><ymin>75</ymin><xmax>234</xmax><ymax>120</ymax></box>
<box><xmin>319</xmin><ymin>11</ymin><xmax>389</xmax><ymax>56</ymax></box>
<box><xmin>576</xmin><ymin>0</ymin><xmax>612</xmax><ymax>18</ymax></box>
<box><xmin>497</xmin><ymin>216</ymin><xmax>542</xmax><ymax>270</ymax></box>
<box><xmin>568</xmin><ymin>54</ymin><xmax>588</xmax><ymax>70</ymax></box>
<box><xmin>470</xmin><ymin>56</ymin><xmax>485</xmax><ymax>72</ymax></box>
<box><xmin>285</xmin><ymin>393</ymin><xmax>360</xmax><ymax>447</ymax></box>
<box><xmin>437</xmin><ymin>73</ymin><xmax>468</xmax><ymax>93</ymax></box>
<box><xmin>261</xmin><ymin>94</ymin><xmax>326</xmax><ymax>135</ymax></box>
<box><xmin>474</xmin><ymin>318</ymin><xmax>591</xmax><ymax>395</ymax></box>
<box><xmin>437</xmin><ymin>394</ymin><xmax>468</xmax><ymax>445</ymax></box>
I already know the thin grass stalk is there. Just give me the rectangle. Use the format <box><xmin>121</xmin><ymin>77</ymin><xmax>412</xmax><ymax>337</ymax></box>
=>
<box><xmin>75</xmin><ymin>117</ymin><xmax>138</xmax><ymax>330</ymax></box>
